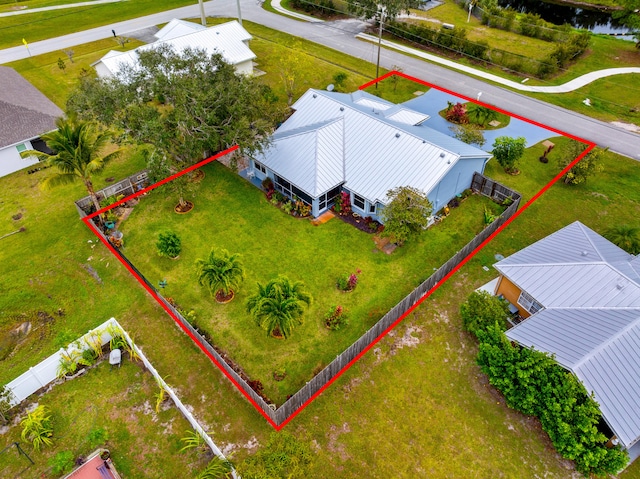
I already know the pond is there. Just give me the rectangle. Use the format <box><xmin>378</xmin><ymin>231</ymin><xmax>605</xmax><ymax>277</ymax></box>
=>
<box><xmin>497</xmin><ymin>0</ymin><xmax>631</xmax><ymax>35</ymax></box>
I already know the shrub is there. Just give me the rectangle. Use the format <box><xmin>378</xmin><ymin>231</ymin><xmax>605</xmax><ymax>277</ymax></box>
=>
<box><xmin>87</xmin><ymin>427</ymin><xmax>109</xmax><ymax>449</ymax></box>
<box><xmin>261</xmin><ymin>176</ymin><xmax>274</xmax><ymax>192</ymax></box>
<box><xmin>49</xmin><ymin>451</ymin><xmax>75</xmax><ymax>475</ymax></box>
<box><xmin>445</xmin><ymin>102</ymin><xmax>469</xmax><ymax>124</ymax></box>
<box><xmin>337</xmin><ymin>272</ymin><xmax>358</xmax><ymax>292</ymax></box>
<box><xmin>324</xmin><ymin>305</ymin><xmax>349</xmax><ymax>330</ymax></box>
<box><xmin>475</xmin><ymin>325</ymin><xmax>629</xmax><ymax>475</ymax></box>
<box><xmin>156</xmin><ymin>231</ymin><xmax>182</xmax><ymax>258</ymax></box>
<box><xmin>21</xmin><ymin>405</ymin><xmax>54</xmax><ymax>451</ymax></box>
<box><xmin>459</xmin><ymin>291</ymin><xmax>509</xmax><ymax>336</ymax></box>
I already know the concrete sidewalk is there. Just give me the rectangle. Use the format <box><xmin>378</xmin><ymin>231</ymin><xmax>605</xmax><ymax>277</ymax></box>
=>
<box><xmin>357</xmin><ymin>33</ymin><xmax>640</xmax><ymax>94</ymax></box>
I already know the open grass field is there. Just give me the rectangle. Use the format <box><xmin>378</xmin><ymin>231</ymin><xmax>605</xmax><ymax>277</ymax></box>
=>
<box><xmin>0</xmin><ymin>359</ymin><xmax>209</xmax><ymax>478</ymax></box>
<box><xmin>117</xmin><ymin>161</ymin><xmax>502</xmax><ymax>404</ymax></box>
<box><xmin>2</xmin><ymin>10</ymin><xmax>640</xmax><ymax>478</ymax></box>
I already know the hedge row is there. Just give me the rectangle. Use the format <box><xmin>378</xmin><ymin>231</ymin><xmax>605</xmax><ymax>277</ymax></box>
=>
<box><xmin>460</xmin><ymin>292</ymin><xmax>629</xmax><ymax>476</ymax></box>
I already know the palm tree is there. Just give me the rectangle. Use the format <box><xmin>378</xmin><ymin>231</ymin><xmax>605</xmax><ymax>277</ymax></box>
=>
<box><xmin>23</xmin><ymin>116</ymin><xmax>120</xmax><ymax>214</ymax></box>
<box><xmin>467</xmin><ymin>104</ymin><xmax>498</xmax><ymax>127</ymax></box>
<box><xmin>195</xmin><ymin>249</ymin><xmax>245</xmax><ymax>302</ymax></box>
<box><xmin>604</xmin><ymin>225</ymin><xmax>640</xmax><ymax>255</ymax></box>
<box><xmin>246</xmin><ymin>276</ymin><xmax>312</xmax><ymax>339</ymax></box>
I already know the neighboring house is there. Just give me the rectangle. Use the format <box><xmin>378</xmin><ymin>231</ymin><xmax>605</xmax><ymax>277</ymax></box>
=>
<box><xmin>493</xmin><ymin>221</ymin><xmax>640</xmax><ymax>462</ymax></box>
<box><xmin>0</xmin><ymin>67</ymin><xmax>62</xmax><ymax>178</ymax></box>
<box><xmin>250</xmin><ymin>89</ymin><xmax>492</xmax><ymax>221</ymax></box>
<box><xmin>92</xmin><ymin>19</ymin><xmax>256</xmax><ymax>78</ymax></box>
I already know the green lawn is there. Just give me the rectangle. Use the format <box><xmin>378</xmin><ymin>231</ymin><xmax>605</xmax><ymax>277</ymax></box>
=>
<box><xmin>2</xmin><ymin>10</ymin><xmax>640</xmax><ymax>477</ymax></box>
<box><xmin>0</xmin><ymin>359</ymin><xmax>208</xmax><ymax>478</ymax></box>
<box><xmin>117</xmin><ymin>162</ymin><xmax>502</xmax><ymax>404</ymax></box>
<box><xmin>0</xmin><ymin>0</ymin><xmax>194</xmax><ymax>49</ymax></box>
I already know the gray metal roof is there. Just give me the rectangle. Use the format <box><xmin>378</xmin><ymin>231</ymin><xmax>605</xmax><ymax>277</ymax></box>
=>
<box><xmin>257</xmin><ymin>89</ymin><xmax>490</xmax><ymax>203</ymax></box>
<box><xmin>507</xmin><ymin>308</ymin><xmax>640</xmax><ymax>449</ymax></box>
<box><xmin>265</xmin><ymin>119</ymin><xmax>344</xmax><ymax>197</ymax></box>
<box><xmin>0</xmin><ymin>67</ymin><xmax>62</xmax><ymax>148</ymax></box>
<box><xmin>495</xmin><ymin>222</ymin><xmax>640</xmax><ymax>308</ymax></box>
<box><xmin>97</xmin><ymin>20</ymin><xmax>255</xmax><ymax>76</ymax></box>
<box><xmin>500</xmin><ymin>221</ymin><xmax>640</xmax><ymax>449</ymax></box>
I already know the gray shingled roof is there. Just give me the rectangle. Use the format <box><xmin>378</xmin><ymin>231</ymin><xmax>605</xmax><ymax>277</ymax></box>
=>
<box><xmin>499</xmin><ymin>221</ymin><xmax>640</xmax><ymax>449</ymax></box>
<box><xmin>256</xmin><ymin>89</ymin><xmax>491</xmax><ymax>203</ymax></box>
<box><xmin>0</xmin><ymin>66</ymin><xmax>62</xmax><ymax>148</ymax></box>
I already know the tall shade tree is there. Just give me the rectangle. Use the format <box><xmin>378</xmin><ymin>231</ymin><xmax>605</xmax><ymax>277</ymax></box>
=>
<box><xmin>613</xmin><ymin>0</ymin><xmax>640</xmax><ymax>47</ymax></box>
<box><xmin>195</xmin><ymin>249</ymin><xmax>246</xmax><ymax>303</ymax></box>
<box><xmin>246</xmin><ymin>276</ymin><xmax>312</xmax><ymax>339</ymax></box>
<box><xmin>347</xmin><ymin>0</ymin><xmax>422</xmax><ymax>21</ymax></box>
<box><xmin>604</xmin><ymin>225</ymin><xmax>640</xmax><ymax>255</ymax></box>
<box><xmin>67</xmin><ymin>45</ymin><xmax>283</xmax><ymax>172</ymax></box>
<box><xmin>22</xmin><ymin>116</ymin><xmax>120</xmax><ymax>213</ymax></box>
<box><xmin>491</xmin><ymin>136</ymin><xmax>526</xmax><ymax>173</ymax></box>
<box><xmin>380</xmin><ymin>186</ymin><xmax>433</xmax><ymax>246</ymax></box>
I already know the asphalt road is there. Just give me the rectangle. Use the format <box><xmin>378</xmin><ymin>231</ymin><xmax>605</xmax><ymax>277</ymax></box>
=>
<box><xmin>1</xmin><ymin>0</ymin><xmax>638</xmax><ymax>158</ymax></box>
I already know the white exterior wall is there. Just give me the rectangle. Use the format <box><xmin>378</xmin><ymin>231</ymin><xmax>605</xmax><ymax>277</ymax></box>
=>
<box><xmin>93</xmin><ymin>61</ymin><xmax>114</xmax><ymax>78</ymax></box>
<box><xmin>0</xmin><ymin>140</ymin><xmax>39</xmax><ymax>178</ymax></box>
<box><xmin>235</xmin><ymin>59</ymin><xmax>254</xmax><ymax>76</ymax></box>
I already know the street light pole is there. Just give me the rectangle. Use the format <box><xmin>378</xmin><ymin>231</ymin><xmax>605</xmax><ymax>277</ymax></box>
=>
<box><xmin>375</xmin><ymin>5</ymin><xmax>387</xmax><ymax>88</ymax></box>
<box><xmin>198</xmin><ymin>0</ymin><xmax>206</xmax><ymax>26</ymax></box>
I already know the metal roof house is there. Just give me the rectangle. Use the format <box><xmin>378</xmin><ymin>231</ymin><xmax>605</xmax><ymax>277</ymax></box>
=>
<box><xmin>493</xmin><ymin>221</ymin><xmax>640</xmax><ymax>461</ymax></box>
<box><xmin>0</xmin><ymin>67</ymin><xmax>61</xmax><ymax>178</ymax></box>
<box><xmin>250</xmin><ymin>89</ymin><xmax>492</xmax><ymax>221</ymax></box>
<box><xmin>92</xmin><ymin>20</ymin><xmax>255</xmax><ymax>78</ymax></box>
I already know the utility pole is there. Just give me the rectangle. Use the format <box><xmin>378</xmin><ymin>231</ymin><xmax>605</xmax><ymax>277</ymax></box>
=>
<box><xmin>375</xmin><ymin>5</ymin><xmax>387</xmax><ymax>88</ymax></box>
<box><xmin>198</xmin><ymin>0</ymin><xmax>206</xmax><ymax>26</ymax></box>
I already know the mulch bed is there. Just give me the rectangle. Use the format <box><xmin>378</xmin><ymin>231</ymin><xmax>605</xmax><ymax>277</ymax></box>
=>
<box><xmin>333</xmin><ymin>210</ymin><xmax>382</xmax><ymax>234</ymax></box>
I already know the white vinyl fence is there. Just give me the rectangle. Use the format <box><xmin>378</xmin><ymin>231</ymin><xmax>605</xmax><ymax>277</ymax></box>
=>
<box><xmin>4</xmin><ymin>318</ymin><xmax>237</xmax><ymax>478</ymax></box>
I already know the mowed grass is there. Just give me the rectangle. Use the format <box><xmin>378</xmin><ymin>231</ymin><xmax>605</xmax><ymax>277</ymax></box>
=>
<box><xmin>117</xmin><ymin>161</ymin><xmax>500</xmax><ymax>404</ymax></box>
<box><xmin>291</xmin><ymin>135</ymin><xmax>640</xmax><ymax>479</ymax></box>
<box><xmin>0</xmin><ymin>0</ymin><xmax>193</xmax><ymax>49</ymax></box>
<box><xmin>8</xmin><ymin>37</ymin><xmax>144</xmax><ymax>108</ymax></box>
<box><xmin>2</xmin><ymin>12</ymin><xmax>640</xmax><ymax>477</ymax></box>
<box><xmin>0</xmin><ymin>360</ymin><xmax>207</xmax><ymax>478</ymax></box>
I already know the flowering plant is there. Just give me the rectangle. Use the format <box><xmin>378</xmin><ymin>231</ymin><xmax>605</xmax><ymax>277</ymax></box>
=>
<box><xmin>324</xmin><ymin>305</ymin><xmax>349</xmax><ymax>330</ymax></box>
<box><xmin>337</xmin><ymin>270</ymin><xmax>360</xmax><ymax>291</ymax></box>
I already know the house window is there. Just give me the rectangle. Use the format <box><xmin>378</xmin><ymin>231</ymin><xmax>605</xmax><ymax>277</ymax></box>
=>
<box><xmin>318</xmin><ymin>186</ymin><xmax>341</xmax><ymax>211</ymax></box>
<box><xmin>353</xmin><ymin>194</ymin><xmax>365</xmax><ymax>210</ymax></box>
<box><xmin>274</xmin><ymin>176</ymin><xmax>312</xmax><ymax>205</ymax></box>
<box><xmin>517</xmin><ymin>291</ymin><xmax>543</xmax><ymax>314</ymax></box>
<box><xmin>368</xmin><ymin>203</ymin><xmax>376</xmax><ymax>214</ymax></box>
<box><xmin>254</xmin><ymin>161</ymin><xmax>266</xmax><ymax>174</ymax></box>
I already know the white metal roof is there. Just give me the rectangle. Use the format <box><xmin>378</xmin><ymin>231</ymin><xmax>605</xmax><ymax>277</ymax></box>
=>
<box><xmin>258</xmin><ymin>89</ymin><xmax>490</xmax><ymax>203</ymax></box>
<box><xmin>154</xmin><ymin>18</ymin><xmax>206</xmax><ymax>41</ymax></box>
<box><xmin>500</xmin><ymin>221</ymin><xmax>640</xmax><ymax>449</ymax></box>
<box><xmin>96</xmin><ymin>20</ymin><xmax>255</xmax><ymax>77</ymax></box>
<box><xmin>382</xmin><ymin>106</ymin><xmax>430</xmax><ymax>125</ymax></box>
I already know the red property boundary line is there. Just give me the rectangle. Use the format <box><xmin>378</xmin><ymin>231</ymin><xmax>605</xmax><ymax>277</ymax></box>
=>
<box><xmin>83</xmin><ymin>74</ymin><xmax>595</xmax><ymax>430</ymax></box>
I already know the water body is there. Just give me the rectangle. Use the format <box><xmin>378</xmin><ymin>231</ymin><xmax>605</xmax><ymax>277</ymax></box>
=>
<box><xmin>497</xmin><ymin>0</ymin><xmax>630</xmax><ymax>35</ymax></box>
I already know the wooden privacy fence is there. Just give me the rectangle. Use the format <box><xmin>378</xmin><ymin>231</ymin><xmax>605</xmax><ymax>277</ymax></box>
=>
<box><xmin>75</xmin><ymin>171</ymin><xmax>520</xmax><ymax>426</ymax></box>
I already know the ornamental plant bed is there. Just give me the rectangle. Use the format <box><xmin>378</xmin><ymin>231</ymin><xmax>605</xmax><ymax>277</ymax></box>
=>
<box><xmin>116</xmin><ymin>161</ymin><xmax>507</xmax><ymax>405</ymax></box>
